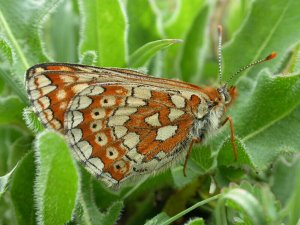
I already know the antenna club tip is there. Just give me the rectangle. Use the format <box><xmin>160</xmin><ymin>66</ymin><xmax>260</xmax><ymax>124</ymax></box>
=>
<box><xmin>266</xmin><ymin>52</ymin><xmax>277</xmax><ymax>60</ymax></box>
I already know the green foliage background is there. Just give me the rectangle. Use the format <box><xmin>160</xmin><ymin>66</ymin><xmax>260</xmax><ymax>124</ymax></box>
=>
<box><xmin>0</xmin><ymin>0</ymin><xmax>300</xmax><ymax>224</ymax></box>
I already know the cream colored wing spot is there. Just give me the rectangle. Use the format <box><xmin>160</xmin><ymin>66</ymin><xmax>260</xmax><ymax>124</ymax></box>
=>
<box><xmin>98</xmin><ymin>173</ymin><xmax>118</xmax><ymax>187</ymax></box>
<box><xmin>35</xmin><ymin>75</ymin><xmax>52</xmax><ymax>88</ymax></box>
<box><xmin>79</xmin><ymin>85</ymin><xmax>104</xmax><ymax>96</ymax></box>
<box><xmin>179</xmin><ymin>91</ymin><xmax>194</xmax><ymax>100</ymax></box>
<box><xmin>145</xmin><ymin>113</ymin><xmax>161</xmax><ymax>126</ymax></box>
<box><xmin>56</xmin><ymin>89</ymin><xmax>67</xmax><ymax>100</ymax></box>
<box><xmin>41</xmin><ymin>85</ymin><xmax>56</xmax><ymax>95</ymax></box>
<box><xmin>113</xmin><ymin>160</ymin><xmax>127</xmax><ymax>174</ymax></box>
<box><xmin>67</xmin><ymin>110</ymin><xmax>83</xmax><ymax>128</ymax></box>
<box><xmin>68</xmin><ymin>128</ymin><xmax>83</xmax><ymax>144</ymax></box>
<box><xmin>168</xmin><ymin>108</ymin><xmax>184</xmax><ymax>122</ymax></box>
<box><xmin>108</xmin><ymin>116</ymin><xmax>130</xmax><ymax>127</ymax></box>
<box><xmin>90</xmin><ymin>120</ymin><xmax>103</xmax><ymax>132</ymax></box>
<box><xmin>155</xmin><ymin>151</ymin><xmax>166</xmax><ymax>159</ymax></box>
<box><xmin>50</xmin><ymin>119</ymin><xmax>62</xmax><ymax>130</ymax></box>
<box><xmin>156</xmin><ymin>125</ymin><xmax>178</xmax><ymax>141</ymax></box>
<box><xmin>27</xmin><ymin>75</ymin><xmax>50</xmax><ymax>91</ymax></box>
<box><xmin>95</xmin><ymin>132</ymin><xmax>108</xmax><ymax>146</ymax></box>
<box><xmin>60</xmin><ymin>102</ymin><xmax>67</xmax><ymax>110</ymax></box>
<box><xmin>126</xmin><ymin>148</ymin><xmax>143</xmax><ymax>163</ymax></box>
<box><xmin>61</xmin><ymin>75</ymin><xmax>76</xmax><ymax>83</ymax></box>
<box><xmin>126</xmin><ymin>96</ymin><xmax>146</xmax><ymax>107</ymax></box>
<box><xmin>100</xmin><ymin>96</ymin><xmax>116</xmax><ymax>107</ymax></box>
<box><xmin>133</xmin><ymin>87</ymin><xmax>152</xmax><ymax>99</ymax></box>
<box><xmin>76</xmin><ymin>141</ymin><xmax>93</xmax><ymax>159</ymax></box>
<box><xmin>91</xmin><ymin>108</ymin><xmax>106</xmax><ymax>119</ymax></box>
<box><xmin>171</xmin><ymin>95</ymin><xmax>186</xmax><ymax>108</ymax></box>
<box><xmin>41</xmin><ymin>109</ymin><xmax>54</xmax><ymax>121</ymax></box>
<box><xmin>88</xmin><ymin>157</ymin><xmax>104</xmax><ymax>171</ymax></box>
<box><xmin>196</xmin><ymin>98</ymin><xmax>208</xmax><ymax>119</ymax></box>
<box><xmin>69</xmin><ymin>96</ymin><xmax>92</xmax><ymax>110</ymax></box>
<box><xmin>72</xmin><ymin>84</ymin><xmax>89</xmax><ymax>93</ymax></box>
<box><xmin>29</xmin><ymin>86</ymin><xmax>56</xmax><ymax>100</ymax></box>
<box><xmin>123</xmin><ymin>132</ymin><xmax>140</xmax><ymax>149</ymax></box>
<box><xmin>27</xmin><ymin>78</ymin><xmax>35</xmax><ymax>91</ymax></box>
<box><xmin>34</xmin><ymin>96</ymin><xmax>50</xmax><ymax>111</ymax></box>
<box><xmin>106</xmin><ymin>147</ymin><xmax>119</xmax><ymax>160</ymax></box>
<box><xmin>113</xmin><ymin>126</ymin><xmax>128</xmax><ymax>139</ymax></box>
<box><xmin>114</xmin><ymin>107</ymin><xmax>137</xmax><ymax>116</ymax></box>
<box><xmin>28</xmin><ymin>90</ymin><xmax>41</xmax><ymax>100</ymax></box>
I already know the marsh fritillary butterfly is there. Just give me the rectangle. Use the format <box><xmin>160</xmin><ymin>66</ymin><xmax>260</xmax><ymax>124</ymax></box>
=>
<box><xmin>25</xmin><ymin>28</ymin><xmax>276</xmax><ymax>188</ymax></box>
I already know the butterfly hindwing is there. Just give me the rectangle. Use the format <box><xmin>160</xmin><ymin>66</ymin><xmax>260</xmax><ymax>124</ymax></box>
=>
<box><xmin>64</xmin><ymin>83</ymin><xmax>205</xmax><ymax>186</ymax></box>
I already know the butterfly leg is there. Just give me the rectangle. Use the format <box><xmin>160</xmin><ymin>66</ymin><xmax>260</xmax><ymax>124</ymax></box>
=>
<box><xmin>222</xmin><ymin>116</ymin><xmax>238</xmax><ymax>160</ymax></box>
<box><xmin>183</xmin><ymin>138</ymin><xmax>200</xmax><ymax>177</ymax></box>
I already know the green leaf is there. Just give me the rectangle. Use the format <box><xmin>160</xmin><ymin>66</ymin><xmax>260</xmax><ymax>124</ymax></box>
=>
<box><xmin>161</xmin><ymin>0</ymin><xmax>206</xmax><ymax>78</ymax></box>
<box><xmin>8</xmin><ymin>135</ymin><xmax>33</xmax><ymax>169</ymax></box>
<box><xmin>92</xmin><ymin>178</ymin><xmax>120</xmax><ymax>210</ymax></box>
<box><xmin>74</xmin><ymin>167</ymin><xmax>123</xmax><ymax>225</ymax></box>
<box><xmin>128</xmin><ymin>39</ymin><xmax>182</xmax><ymax>68</ymax></box>
<box><xmin>145</xmin><ymin>212</ymin><xmax>170</xmax><ymax>225</ymax></box>
<box><xmin>23</xmin><ymin>107</ymin><xmax>45</xmax><ymax>134</ymax></box>
<box><xmin>179</xmin><ymin>4</ymin><xmax>210</xmax><ymax>82</ymax></box>
<box><xmin>191</xmin><ymin>145</ymin><xmax>213</xmax><ymax>172</ymax></box>
<box><xmin>186</xmin><ymin>218</ymin><xmax>205</xmax><ymax>225</ymax></box>
<box><xmin>223</xmin><ymin>0</ymin><xmax>300</xmax><ymax>82</ymax></box>
<box><xmin>225</xmin><ymin>0</ymin><xmax>251</xmax><ymax>38</ymax></box>
<box><xmin>0</xmin><ymin>126</ymin><xmax>24</xmax><ymax>175</ymax></box>
<box><xmin>271</xmin><ymin>156</ymin><xmax>300</xmax><ymax>206</ymax></box>
<box><xmin>80</xmin><ymin>51</ymin><xmax>97</xmax><ymax>65</ymax></box>
<box><xmin>10</xmin><ymin>151</ymin><xmax>36</xmax><ymax>225</ymax></box>
<box><xmin>34</xmin><ymin>131</ymin><xmax>79</xmax><ymax>225</ymax></box>
<box><xmin>215</xmin><ymin>189</ymin><xmax>266</xmax><ymax>225</ymax></box>
<box><xmin>79</xmin><ymin>0</ymin><xmax>127</xmax><ymax>67</ymax></box>
<box><xmin>0</xmin><ymin>163</ymin><xmax>18</xmax><ymax>198</ymax></box>
<box><xmin>160</xmin><ymin>194</ymin><xmax>221</xmax><ymax>225</ymax></box>
<box><xmin>126</xmin><ymin>0</ymin><xmax>161</xmax><ymax>54</ymax></box>
<box><xmin>0</xmin><ymin>0</ymin><xmax>65</xmax><ymax>76</ymax></box>
<box><xmin>44</xmin><ymin>1</ymin><xmax>79</xmax><ymax>62</ymax></box>
<box><xmin>217</xmin><ymin>71</ymin><xmax>300</xmax><ymax>169</ymax></box>
<box><xmin>238</xmin><ymin>182</ymin><xmax>280</xmax><ymax>224</ymax></box>
<box><xmin>0</xmin><ymin>96</ymin><xmax>26</xmax><ymax>125</ymax></box>
<box><xmin>99</xmin><ymin>201</ymin><xmax>123</xmax><ymax>225</ymax></box>
<box><xmin>217</xmin><ymin>137</ymin><xmax>254</xmax><ymax>168</ymax></box>
<box><xmin>0</xmin><ymin>38</ymin><xmax>28</xmax><ymax>103</ymax></box>
<box><xmin>0</xmin><ymin>37</ymin><xmax>13</xmax><ymax>64</ymax></box>
<box><xmin>288</xmin><ymin>156</ymin><xmax>300</xmax><ymax>225</ymax></box>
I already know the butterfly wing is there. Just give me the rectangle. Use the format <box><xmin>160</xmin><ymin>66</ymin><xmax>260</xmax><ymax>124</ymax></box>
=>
<box><xmin>26</xmin><ymin>63</ymin><xmax>207</xmax><ymax>187</ymax></box>
<box><xmin>65</xmin><ymin>83</ymin><xmax>206</xmax><ymax>186</ymax></box>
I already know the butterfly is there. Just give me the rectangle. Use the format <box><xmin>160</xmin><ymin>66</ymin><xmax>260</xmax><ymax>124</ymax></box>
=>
<box><xmin>25</xmin><ymin>29</ymin><xmax>276</xmax><ymax>188</ymax></box>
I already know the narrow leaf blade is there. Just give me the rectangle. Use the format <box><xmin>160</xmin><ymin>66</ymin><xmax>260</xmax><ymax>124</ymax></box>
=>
<box><xmin>128</xmin><ymin>39</ymin><xmax>182</xmax><ymax>68</ymax></box>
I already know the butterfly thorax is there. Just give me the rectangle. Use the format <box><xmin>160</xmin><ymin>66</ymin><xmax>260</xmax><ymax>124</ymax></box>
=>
<box><xmin>191</xmin><ymin>85</ymin><xmax>236</xmax><ymax>141</ymax></box>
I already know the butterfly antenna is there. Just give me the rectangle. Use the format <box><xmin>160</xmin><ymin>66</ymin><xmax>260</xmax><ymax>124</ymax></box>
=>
<box><xmin>225</xmin><ymin>52</ymin><xmax>277</xmax><ymax>86</ymax></box>
<box><xmin>217</xmin><ymin>25</ymin><xmax>223</xmax><ymax>82</ymax></box>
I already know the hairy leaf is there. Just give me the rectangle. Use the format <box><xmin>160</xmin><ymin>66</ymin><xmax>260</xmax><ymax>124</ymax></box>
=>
<box><xmin>34</xmin><ymin>131</ymin><xmax>79</xmax><ymax>225</ymax></box>
<box><xmin>79</xmin><ymin>0</ymin><xmax>127</xmax><ymax>67</ymax></box>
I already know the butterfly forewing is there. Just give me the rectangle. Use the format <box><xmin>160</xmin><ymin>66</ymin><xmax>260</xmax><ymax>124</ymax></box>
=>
<box><xmin>26</xmin><ymin>63</ymin><xmax>208</xmax><ymax>187</ymax></box>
